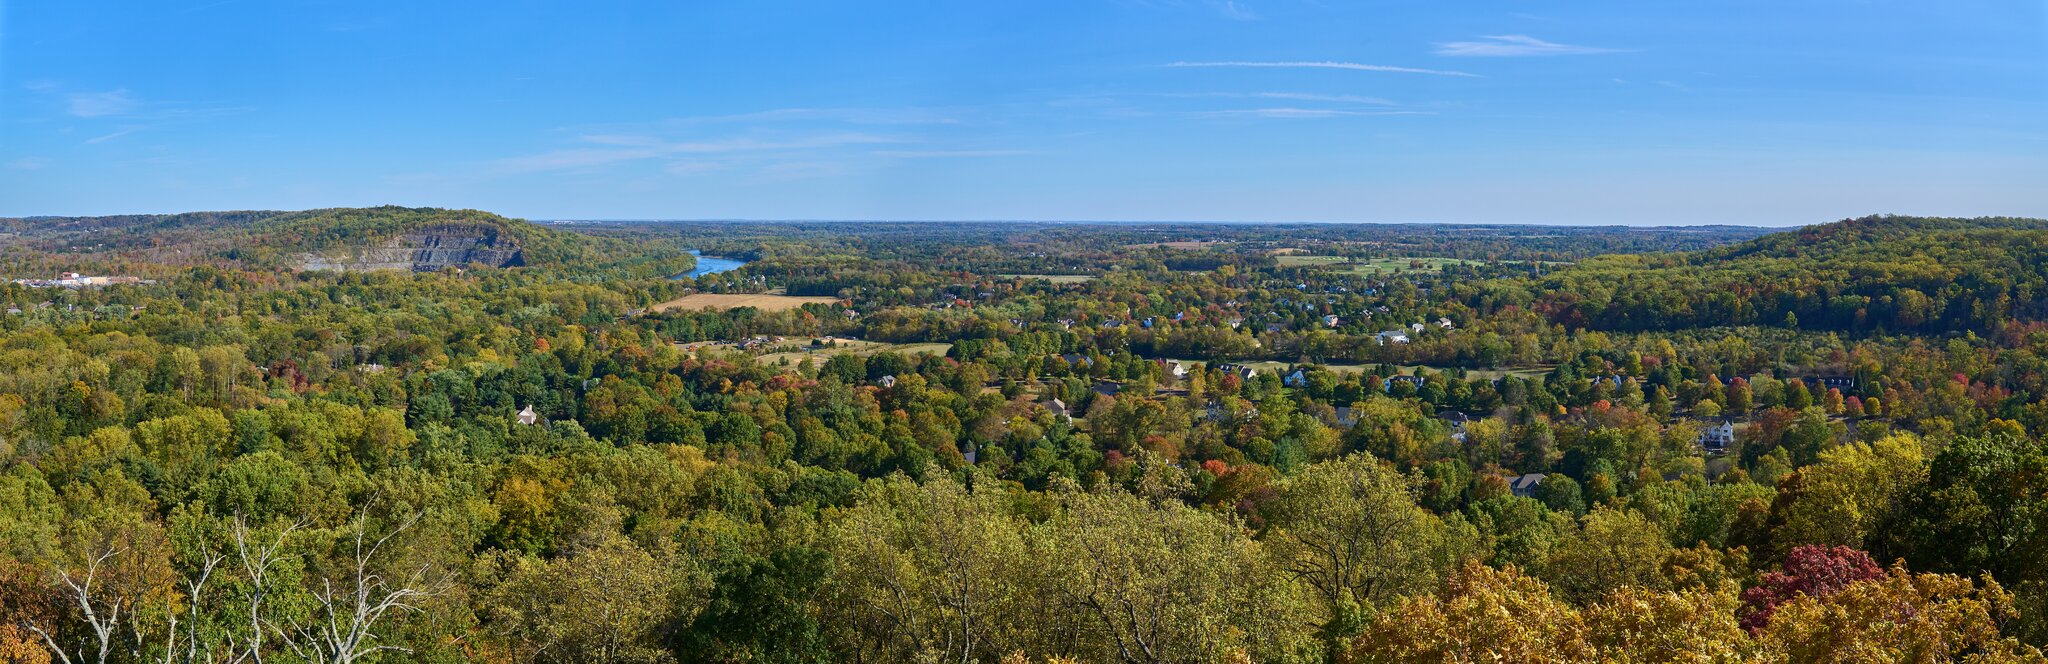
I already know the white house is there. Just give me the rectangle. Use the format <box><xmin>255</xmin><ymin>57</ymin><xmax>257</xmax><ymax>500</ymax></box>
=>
<box><xmin>1700</xmin><ymin>421</ymin><xmax>1736</xmax><ymax>451</ymax></box>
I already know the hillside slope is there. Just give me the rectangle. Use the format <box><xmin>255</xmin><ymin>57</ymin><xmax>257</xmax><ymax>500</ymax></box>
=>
<box><xmin>0</xmin><ymin>206</ymin><xmax>692</xmax><ymax>276</ymax></box>
<box><xmin>1532</xmin><ymin>215</ymin><xmax>2048</xmax><ymax>335</ymax></box>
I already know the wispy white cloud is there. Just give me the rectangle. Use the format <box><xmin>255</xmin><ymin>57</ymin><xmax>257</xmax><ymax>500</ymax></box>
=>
<box><xmin>1228</xmin><ymin>91</ymin><xmax>1392</xmax><ymax>105</ymax></box>
<box><xmin>664</xmin><ymin>162</ymin><xmax>725</xmax><ymax>177</ymax></box>
<box><xmin>1167</xmin><ymin>61</ymin><xmax>1479</xmax><ymax>77</ymax></box>
<box><xmin>1127</xmin><ymin>0</ymin><xmax>1260</xmax><ymax>21</ymax></box>
<box><xmin>1212</xmin><ymin>1</ymin><xmax>1258</xmax><ymax>21</ymax></box>
<box><xmin>495</xmin><ymin>132</ymin><xmax>898</xmax><ymax>173</ymax></box>
<box><xmin>36</xmin><ymin>85</ymin><xmax>250</xmax><ymax>128</ymax></box>
<box><xmin>85</xmin><ymin>127</ymin><xmax>142</xmax><ymax>144</ymax></box>
<box><xmin>755</xmin><ymin>160</ymin><xmax>850</xmax><ymax>181</ymax></box>
<box><xmin>4</xmin><ymin>158</ymin><xmax>48</xmax><ymax>170</ymax></box>
<box><xmin>1150</xmin><ymin>91</ymin><xmax>1400</xmax><ymax>106</ymax></box>
<box><xmin>1196</xmin><ymin>108</ymin><xmax>1431</xmax><ymax>119</ymax></box>
<box><xmin>576</xmin><ymin>134</ymin><xmax>671</xmax><ymax>147</ymax></box>
<box><xmin>1433</xmin><ymin>35</ymin><xmax>1624</xmax><ymax>57</ymax></box>
<box><xmin>67</xmin><ymin>89</ymin><xmax>137</xmax><ymax>117</ymax></box>
<box><xmin>874</xmin><ymin>149</ymin><xmax>1046</xmax><ymax>158</ymax></box>
<box><xmin>641</xmin><ymin>107</ymin><xmax>964</xmax><ymax>127</ymax></box>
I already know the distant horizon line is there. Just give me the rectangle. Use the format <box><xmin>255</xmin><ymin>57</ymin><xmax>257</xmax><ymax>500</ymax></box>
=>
<box><xmin>16</xmin><ymin>206</ymin><xmax>2047</xmax><ymax>230</ymax></box>
<box><xmin>537</xmin><ymin>217</ymin><xmax>1804</xmax><ymax>230</ymax></box>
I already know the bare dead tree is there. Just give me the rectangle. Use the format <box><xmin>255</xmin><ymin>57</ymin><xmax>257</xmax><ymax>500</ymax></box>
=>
<box><xmin>25</xmin><ymin>545</ymin><xmax>126</xmax><ymax>664</ymax></box>
<box><xmin>272</xmin><ymin>511</ymin><xmax>448</xmax><ymax>664</ymax></box>
<box><xmin>147</xmin><ymin>544</ymin><xmax>225</xmax><ymax>664</ymax></box>
<box><xmin>229</xmin><ymin>517</ymin><xmax>302</xmax><ymax>664</ymax></box>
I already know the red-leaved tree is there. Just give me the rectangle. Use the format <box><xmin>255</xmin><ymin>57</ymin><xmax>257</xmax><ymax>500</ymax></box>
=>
<box><xmin>1738</xmin><ymin>545</ymin><xmax>1883</xmax><ymax>632</ymax></box>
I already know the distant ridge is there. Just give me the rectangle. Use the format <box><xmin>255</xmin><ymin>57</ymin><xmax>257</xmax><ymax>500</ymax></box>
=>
<box><xmin>0</xmin><ymin>206</ymin><xmax>691</xmax><ymax>275</ymax></box>
<box><xmin>1537</xmin><ymin>214</ymin><xmax>2048</xmax><ymax>335</ymax></box>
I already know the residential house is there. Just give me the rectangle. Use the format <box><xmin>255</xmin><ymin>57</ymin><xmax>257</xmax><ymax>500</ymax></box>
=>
<box><xmin>516</xmin><ymin>405</ymin><xmax>540</xmax><ymax>426</ymax></box>
<box><xmin>1700</xmin><ymin>421</ymin><xmax>1736</xmax><ymax>452</ymax></box>
<box><xmin>1205</xmin><ymin>400</ymin><xmax>1261</xmax><ymax>422</ymax></box>
<box><xmin>1215</xmin><ymin>364</ymin><xmax>1258</xmax><ymax>382</ymax></box>
<box><xmin>1802</xmin><ymin>376</ymin><xmax>1857</xmax><ymax>392</ymax></box>
<box><xmin>1387</xmin><ymin>375</ymin><xmax>1427</xmax><ymax>390</ymax></box>
<box><xmin>1508</xmin><ymin>473</ymin><xmax>1547</xmax><ymax>499</ymax></box>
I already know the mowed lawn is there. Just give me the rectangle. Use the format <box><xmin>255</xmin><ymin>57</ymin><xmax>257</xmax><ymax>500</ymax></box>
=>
<box><xmin>1346</xmin><ymin>257</ymin><xmax>1480</xmax><ymax>273</ymax></box>
<box><xmin>648</xmin><ymin>292</ymin><xmax>841</xmax><ymax>313</ymax></box>
<box><xmin>1274</xmin><ymin>255</ymin><xmax>1349</xmax><ymax>267</ymax></box>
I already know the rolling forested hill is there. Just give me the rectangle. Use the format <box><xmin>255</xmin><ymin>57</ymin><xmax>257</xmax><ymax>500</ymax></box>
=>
<box><xmin>1531</xmin><ymin>215</ymin><xmax>2048</xmax><ymax>335</ymax></box>
<box><xmin>0</xmin><ymin>210</ymin><xmax>2045</xmax><ymax>661</ymax></box>
<box><xmin>0</xmin><ymin>206</ymin><xmax>694</xmax><ymax>277</ymax></box>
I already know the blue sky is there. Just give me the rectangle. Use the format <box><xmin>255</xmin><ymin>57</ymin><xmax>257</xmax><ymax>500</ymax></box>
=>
<box><xmin>2</xmin><ymin>1</ymin><xmax>2044</xmax><ymax>225</ymax></box>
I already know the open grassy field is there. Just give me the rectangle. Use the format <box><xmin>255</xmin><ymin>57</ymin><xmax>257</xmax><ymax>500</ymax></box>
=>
<box><xmin>1401</xmin><ymin>364</ymin><xmax>1551</xmax><ymax>380</ymax></box>
<box><xmin>1346</xmin><ymin>257</ymin><xmax>1481</xmax><ymax>273</ymax></box>
<box><xmin>1274</xmin><ymin>255</ymin><xmax>1349</xmax><ymax>267</ymax></box>
<box><xmin>997</xmin><ymin>274</ymin><xmax>1097</xmax><ymax>284</ymax></box>
<box><xmin>757</xmin><ymin>341</ymin><xmax>953</xmax><ymax>366</ymax></box>
<box><xmin>1160</xmin><ymin>359</ymin><xmax>1308</xmax><ymax>375</ymax></box>
<box><xmin>649</xmin><ymin>293</ymin><xmax>841</xmax><ymax>313</ymax></box>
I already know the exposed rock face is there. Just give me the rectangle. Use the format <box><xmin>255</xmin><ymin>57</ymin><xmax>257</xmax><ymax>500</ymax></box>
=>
<box><xmin>300</xmin><ymin>223</ymin><xmax>525</xmax><ymax>271</ymax></box>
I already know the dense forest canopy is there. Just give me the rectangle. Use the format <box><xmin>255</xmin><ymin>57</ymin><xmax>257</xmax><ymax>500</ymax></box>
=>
<box><xmin>0</xmin><ymin>208</ymin><xmax>2043</xmax><ymax>663</ymax></box>
<box><xmin>1533</xmin><ymin>215</ymin><xmax>2048</xmax><ymax>335</ymax></box>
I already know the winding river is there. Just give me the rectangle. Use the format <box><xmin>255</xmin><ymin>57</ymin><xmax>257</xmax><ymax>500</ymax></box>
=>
<box><xmin>677</xmin><ymin>250</ymin><xmax>749</xmax><ymax>279</ymax></box>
